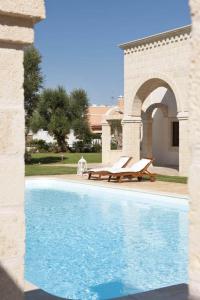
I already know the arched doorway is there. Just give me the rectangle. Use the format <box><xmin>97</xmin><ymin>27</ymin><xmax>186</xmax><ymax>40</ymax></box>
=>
<box><xmin>140</xmin><ymin>86</ymin><xmax>179</xmax><ymax>169</ymax></box>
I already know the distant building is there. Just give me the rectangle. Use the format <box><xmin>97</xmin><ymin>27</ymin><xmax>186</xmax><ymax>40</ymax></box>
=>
<box><xmin>29</xmin><ymin>128</ymin><xmax>77</xmax><ymax>147</ymax></box>
<box><xmin>28</xmin><ymin>102</ymin><xmax>124</xmax><ymax>147</ymax></box>
<box><xmin>87</xmin><ymin>105</ymin><xmax>113</xmax><ymax>134</ymax></box>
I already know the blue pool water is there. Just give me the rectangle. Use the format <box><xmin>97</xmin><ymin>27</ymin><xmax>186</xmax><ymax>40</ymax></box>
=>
<box><xmin>25</xmin><ymin>179</ymin><xmax>188</xmax><ymax>300</ymax></box>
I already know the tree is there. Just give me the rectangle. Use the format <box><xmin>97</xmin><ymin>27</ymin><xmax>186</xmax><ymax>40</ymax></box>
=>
<box><xmin>70</xmin><ymin>89</ymin><xmax>92</xmax><ymax>142</ymax></box>
<box><xmin>31</xmin><ymin>87</ymin><xmax>71</xmax><ymax>152</ymax></box>
<box><xmin>30</xmin><ymin>87</ymin><xmax>92</xmax><ymax>152</ymax></box>
<box><xmin>24</xmin><ymin>46</ymin><xmax>43</xmax><ymax>129</ymax></box>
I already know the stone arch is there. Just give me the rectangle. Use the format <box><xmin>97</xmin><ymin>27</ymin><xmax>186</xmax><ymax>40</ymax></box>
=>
<box><xmin>143</xmin><ymin>103</ymin><xmax>169</xmax><ymax>120</ymax></box>
<box><xmin>131</xmin><ymin>73</ymin><xmax>182</xmax><ymax>116</ymax></box>
<box><xmin>138</xmin><ymin>80</ymin><xmax>179</xmax><ymax>167</ymax></box>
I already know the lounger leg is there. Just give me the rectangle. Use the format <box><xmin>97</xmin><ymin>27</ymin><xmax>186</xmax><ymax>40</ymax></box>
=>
<box><xmin>118</xmin><ymin>176</ymin><xmax>123</xmax><ymax>183</ymax></box>
<box><xmin>150</xmin><ymin>175</ymin><xmax>155</xmax><ymax>182</ymax></box>
<box><xmin>99</xmin><ymin>174</ymin><xmax>101</xmax><ymax>180</ymax></box>
<box><xmin>88</xmin><ymin>173</ymin><xmax>91</xmax><ymax>179</ymax></box>
<box><xmin>138</xmin><ymin>176</ymin><xmax>142</xmax><ymax>182</ymax></box>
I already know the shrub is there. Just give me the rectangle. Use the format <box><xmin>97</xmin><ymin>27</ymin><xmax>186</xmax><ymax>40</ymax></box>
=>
<box><xmin>25</xmin><ymin>150</ymin><xmax>32</xmax><ymax>164</ymax></box>
<box><xmin>91</xmin><ymin>143</ymin><xmax>102</xmax><ymax>153</ymax></box>
<box><xmin>27</xmin><ymin>139</ymin><xmax>50</xmax><ymax>152</ymax></box>
<box><xmin>72</xmin><ymin>141</ymin><xmax>101</xmax><ymax>153</ymax></box>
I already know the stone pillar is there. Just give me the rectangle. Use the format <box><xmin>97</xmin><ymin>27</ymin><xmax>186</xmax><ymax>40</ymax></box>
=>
<box><xmin>189</xmin><ymin>1</ymin><xmax>200</xmax><ymax>298</ymax></box>
<box><xmin>122</xmin><ymin>116</ymin><xmax>142</xmax><ymax>162</ymax></box>
<box><xmin>0</xmin><ymin>2</ymin><xmax>45</xmax><ymax>300</ymax></box>
<box><xmin>141</xmin><ymin>118</ymin><xmax>153</xmax><ymax>158</ymax></box>
<box><xmin>177</xmin><ymin>112</ymin><xmax>190</xmax><ymax>176</ymax></box>
<box><xmin>102</xmin><ymin>121</ymin><xmax>111</xmax><ymax>164</ymax></box>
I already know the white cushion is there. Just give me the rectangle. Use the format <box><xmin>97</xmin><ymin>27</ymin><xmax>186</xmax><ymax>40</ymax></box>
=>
<box><xmin>89</xmin><ymin>156</ymin><xmax>130</xmax><ymax>172</ymax></box>
<box><xmin>112</xmin><ymin>156</ymin><xmax>130</xmax><ymax>169</ymax></box>
<box><xmin>110</xmin><ymin>159</ymin><xmax>151</xmax><ymax>174</ymax></box>
<box><xmin>89</xmin><ymin>167</ymin><xmax>112</xmax><ymax>172</ymax></box>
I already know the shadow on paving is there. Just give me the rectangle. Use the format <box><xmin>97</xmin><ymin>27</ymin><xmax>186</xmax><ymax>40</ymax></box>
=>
<box><xmin>25</xmin><ymin>289</ymin><xmax>66</xmax><ymax>300</ymax></box>
<box><xmin>116</xmin><ymin>284</ymin><xmax>188</xmax><ymax>300</ymax></box>
<box><xmin>25</xmin><ymin>284</ymin><xmax>189</xmax><ymax>300</ymax></box>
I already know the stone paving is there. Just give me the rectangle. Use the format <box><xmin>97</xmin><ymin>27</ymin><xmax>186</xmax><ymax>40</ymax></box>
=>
<box><xmin>41</xmin><ymin>174</ymin><xmax>188</xmax><ymax>196</ymax></box>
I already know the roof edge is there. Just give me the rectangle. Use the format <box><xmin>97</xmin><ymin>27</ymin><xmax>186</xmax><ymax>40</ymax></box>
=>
<box><xmin>119</xmin><ymin>24</ymin><xmax>192</xmax><ymax>50</ymax></box>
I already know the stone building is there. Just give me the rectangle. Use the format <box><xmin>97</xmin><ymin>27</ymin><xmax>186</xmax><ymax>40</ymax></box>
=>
<box><xmin>102</xmin><ymin>25</ymin><xmax>191</xmax><ymax>176</ymax></box>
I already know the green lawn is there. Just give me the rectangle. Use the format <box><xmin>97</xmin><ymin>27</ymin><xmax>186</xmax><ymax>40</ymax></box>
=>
<box><xmin>25</xmin><ymin>165</ymin><xmax>77</xmax><ymax>176</ymax></box>
<box><xmin>156</xmin><ymin>174</ymin><xmax>187</xmax><ymax>184</ymax></box>
<box><xmin>29</xmin><ymin>152</ymin><xmax>102</xmax><ymax>165</ymax></box>
<box><xmin>26</xmin><ymin>164</ymin><xmax>187</xmax><ymax>184</ymax></box>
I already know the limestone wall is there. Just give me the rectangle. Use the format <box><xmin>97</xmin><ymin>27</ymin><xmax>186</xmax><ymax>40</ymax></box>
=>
<box><xmin>0</xmin><ymin>1</ymin><xmax>45</xmax><ymax>299</ymax></box>
<box><xmin>121</xmin><ymin>26</ymin><xmax>191</xmax><ymax>115</ymax></box>
<box><xmin>189</xmin><ymin>1</ymin><xmax>200</xmax><ymax>298</ymax></box>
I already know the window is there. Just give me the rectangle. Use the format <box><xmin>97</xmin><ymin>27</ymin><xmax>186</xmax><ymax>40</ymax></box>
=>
<box><xmin>172</xmin><ymin>121</ymin><xmax>179</xmax><ymax>147</ymax></box>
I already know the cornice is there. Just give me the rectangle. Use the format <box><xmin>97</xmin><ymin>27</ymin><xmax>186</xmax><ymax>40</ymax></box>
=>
<box><xmin>119</xmin><ymin>25</ymin><xmax>192</xmax><ymax>55</ymax></box>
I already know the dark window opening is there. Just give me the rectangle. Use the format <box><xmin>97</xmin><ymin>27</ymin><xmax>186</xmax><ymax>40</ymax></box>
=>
<box><xmin>172</xmin><ymin>121</ymin><xmax>179</xmax><ymax>147</ymax></box>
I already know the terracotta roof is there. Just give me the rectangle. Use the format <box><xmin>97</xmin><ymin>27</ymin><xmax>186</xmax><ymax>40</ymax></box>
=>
<box><xmin>87</xmin><ymin>106</ymin><xmax>112</xmax><ymax>128</ymax></box>
<box><xmin>87</xmin><ymin>98</ymin><xmax>124</xmax><ymax>132</ymax></box>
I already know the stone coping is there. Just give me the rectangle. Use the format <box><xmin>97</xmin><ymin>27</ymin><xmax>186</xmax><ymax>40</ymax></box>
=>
<box><xmin>119</xmin><ymin>24</ymin><xmax>191</xmax><ymax>50</ymax></box>
<box><xmin>25</xmin><ymin>174</ymin><xmax>189</xmax><ymax>196</ymax></box>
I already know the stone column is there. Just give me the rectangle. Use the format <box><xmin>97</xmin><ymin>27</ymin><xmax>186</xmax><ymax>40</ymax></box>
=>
<box><xmin>141</xmin><ymin>118</ymin><xmax>153</xmax><ymax>158</ymax></box>
<box><xmin>0</xmin><ymin>2</ymin><xmax>45</xmax><ymax>300</ymax></box>
<box><xmin>189</xmin><ymin>1</ymin><xmax>200</xmax><ymax>298</ymax></box>
<box><xmin>177</xmin><ymin>112</ymin><xmax>190</xmax><ymax>176</ymax></box>
<box><xmin>102</xmin><ymin>120</ymin><xmax>111</xmax><ymax>164</ymax></box>
<box><xmin>122</xmin><ymin>116</ymin><xmax>142</xmax><ymax>162</ymax></box>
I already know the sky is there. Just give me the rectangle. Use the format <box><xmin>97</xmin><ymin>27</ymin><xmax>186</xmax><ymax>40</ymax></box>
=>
<box><xmin>35</xmin><ymin>0</ymin><xmax>191</xmax><ymax>106</ymax></box>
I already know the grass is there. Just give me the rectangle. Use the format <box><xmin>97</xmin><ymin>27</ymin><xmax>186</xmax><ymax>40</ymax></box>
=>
<box><xmin>156</xmin><ymin>174</ymin><xmax>187</xmax><ymax>184</ymax></box>
<box><xmin>29</xmin><ymin>152</ymin><xmax>102</xmax><ymax>165</ymax></box>
<box><xmin>25</xmin><ymin>165</ymin><xmax>77</xmax><ymax>176</ymax></box>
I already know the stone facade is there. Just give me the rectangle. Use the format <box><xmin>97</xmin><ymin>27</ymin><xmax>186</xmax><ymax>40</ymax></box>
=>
<box><xmin>102</xmin><ymin>26</ymin><xmax>191</xmax><ymax>176</ymax></box>
<box><xmin>189</xmin><ymin>0</ymin><xmax>200</xmax><ymax>298</ymax></box>
<box><xmin>0</xmin><ymin>1</ymin><xmax>45</xmax><ymax>299</ymax></box>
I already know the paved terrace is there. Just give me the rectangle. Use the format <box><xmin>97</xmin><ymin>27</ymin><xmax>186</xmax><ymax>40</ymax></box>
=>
<box><xmin>27</xmin><ymin>173</ymin><xmax>188</xmax><ymax>195</ymax></box>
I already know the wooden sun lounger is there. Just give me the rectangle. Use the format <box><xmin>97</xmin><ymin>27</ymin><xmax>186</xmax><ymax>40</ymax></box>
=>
<box><xmin>88</xmin><ymin>156</ymin><xmax>132</xmax><ymax>180</ymax></box>
<box><xmin>108</xmin><ymin>158</ymin><xmax>155</xmax><ymax>183</ymax></box>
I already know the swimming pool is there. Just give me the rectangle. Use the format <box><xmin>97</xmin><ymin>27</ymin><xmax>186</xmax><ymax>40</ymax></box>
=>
<box><xmin>25</xmin><ymin>179</ymin><xmax>188</xmax><ymax>300</ymax></box>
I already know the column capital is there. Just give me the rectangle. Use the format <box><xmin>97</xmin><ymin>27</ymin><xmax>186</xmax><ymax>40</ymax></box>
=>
<box><xmin>122</xmin><ymin>115</ymin><xmax>142</xmax><ymax>124</ymax></box>
<box><xmin>177</xmin><ymin>111</ymin><xmax>189</xmax><ymax>120</ymax></box>
<box><xmin>0</xmin><ymin>1</ymin><xmax>45</xmax><ymax>46</ymax></box>
<box><xmin>0</xmin><ymin>1</ymin><xmax>45</xmax><ymax>21</ymax></box>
